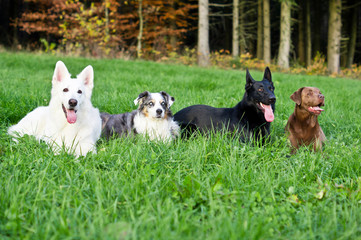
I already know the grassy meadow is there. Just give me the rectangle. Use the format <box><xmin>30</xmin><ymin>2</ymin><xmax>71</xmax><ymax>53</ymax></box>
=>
<box><xmin>1</xmin><ymin>51</ymin><xmax>361</xmax><ymax>239</ymax></box>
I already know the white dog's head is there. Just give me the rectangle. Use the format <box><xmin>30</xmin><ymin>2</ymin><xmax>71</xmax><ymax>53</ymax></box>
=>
<box><xmin>51</xmin><ymin>61</ymin><xmax>94</xmax><ymax>124</ymax></box>
<box><xmin>134</xmin><ymin>91</ymin><xmax>175</xmax><ymax>119</ymax></box>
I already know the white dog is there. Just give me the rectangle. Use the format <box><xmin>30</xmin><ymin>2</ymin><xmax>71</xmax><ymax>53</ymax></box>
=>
<box><xmin>101</xmin><ymin>91</ymin><xmax>180</xmax><ymax>142</ymax></box>
<box><xmin>8</xmin><ymin>61</ymin><xmax>102</xmax><ymax>157</ymax></box>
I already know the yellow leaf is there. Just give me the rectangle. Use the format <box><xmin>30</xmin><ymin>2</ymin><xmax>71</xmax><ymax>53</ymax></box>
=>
<box><xmin>315</xmin><ymin>190</ymin><xmax>325</xmax><ymax>200</ymax></box>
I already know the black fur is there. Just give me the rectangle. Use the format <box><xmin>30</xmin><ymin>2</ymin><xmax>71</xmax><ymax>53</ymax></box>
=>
<box><xmin>173</xmin><ymin>67</ymin><xmax>276</xmax><ymax>142</ymax></box>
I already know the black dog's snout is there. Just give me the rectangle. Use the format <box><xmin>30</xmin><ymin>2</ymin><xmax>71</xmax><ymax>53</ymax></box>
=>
<box><xmin>156</xmin><ymin>109</ymin><xmax>163</xmax><ymax>115</ymax></box>
<box><xmin>268</xmin><ymin>96</ymin><xmax>276</xmax><ymax>104</ymax></box>
<box><xmin>68</xmin><ymin>99</ymin><xmax>78</xmax><ymax>107</ymax></box>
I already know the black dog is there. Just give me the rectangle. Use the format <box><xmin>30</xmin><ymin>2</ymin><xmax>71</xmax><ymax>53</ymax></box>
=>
<box><xmin>174</xmin><ymin>67</ymin><xmax>276</xmax><ymax>142</ymax></box>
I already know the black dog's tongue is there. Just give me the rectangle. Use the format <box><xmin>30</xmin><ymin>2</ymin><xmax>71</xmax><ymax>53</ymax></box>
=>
<box><xmin>262</xmin><ymin>104</ymin><xmax>274</xmax><ymax>122</ymax></box>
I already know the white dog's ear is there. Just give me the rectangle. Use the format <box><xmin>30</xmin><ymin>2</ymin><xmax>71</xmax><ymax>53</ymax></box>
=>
<box><xmin>160</xmin><ymin>91</ymin><xmax>175</xmax><ymax>107</ymax></box>
<box><xmin>134</xmin><ymin>91</ymin><xmax>150</xmax><ymax>105</ymax></box>
<box><xmin>52</xmin><ymin>61</ymin><xmax>71</xmax><ymax>84</ymax></box>
<box><xmin>78</xmin><ymin>65</ymin><xmax>94</xmax><ymax>89</ymax></box>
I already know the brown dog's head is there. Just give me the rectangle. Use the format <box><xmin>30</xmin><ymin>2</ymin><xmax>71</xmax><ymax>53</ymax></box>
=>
<box><xmin>290</xmin><ymin>87</ymin><xmax>325</xmax><ymax>115</ymax></box>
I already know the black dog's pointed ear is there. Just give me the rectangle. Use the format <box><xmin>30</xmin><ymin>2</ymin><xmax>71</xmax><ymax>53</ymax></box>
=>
<box><xmin>134</xmin><ymin>91</ymin><xmax>150</xmax><ymax>105</ymax></box>
<box><xmin>290</xmin><ymin>87</ymin><xmax>304</xmax><ymax>106</ymax></box>
<box><xmin>263</xmin><ymin>67</ymin><xmax>272</xmax><ymax>83</ymax></box>
<box><xmin>245</xmin><ymin>68</ymin><xmax>255</xmax><ymax>90</ymax></box>
<box><xmin>160</xmin><ymin>91</ymin><xmax>175</xmax><ymax>107</ymax></box>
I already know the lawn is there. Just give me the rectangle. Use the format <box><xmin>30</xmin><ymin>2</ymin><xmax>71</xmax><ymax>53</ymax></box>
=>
<box><xmin>1</xmin><ymin>51</ymin><xmax>361</xmax><ymax>239</ymax></box>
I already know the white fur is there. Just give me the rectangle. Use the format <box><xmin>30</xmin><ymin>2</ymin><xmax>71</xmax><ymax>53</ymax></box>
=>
<box><xmin>133</xmin><ymin>113</ymin><xmax>180</xmax><ymax>142</ymax></box>
<box><xmin>133</xmin><ymin>92</ymin><xmax>179</xmax><ymax>142</ymax></box>
<box><xmin>8</xmin><ymin>61</ymin><xmax>101</xmax><ymax>157</ymax></box>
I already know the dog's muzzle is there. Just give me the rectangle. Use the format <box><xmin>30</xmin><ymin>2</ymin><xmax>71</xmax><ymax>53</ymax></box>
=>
<box><xmin>156</xmin><ymin>109</ymin><xmax>163</xmax><ymax>118</ymax></box>
<box><xmin>68</xmin><ymin>99</ymin><xmax>78</xmax><ymax>107</ymax></box>
<box><xmin>62</xmin><ymin>103</ymin><xmax>78</xmax><ymax>124</ymax></box>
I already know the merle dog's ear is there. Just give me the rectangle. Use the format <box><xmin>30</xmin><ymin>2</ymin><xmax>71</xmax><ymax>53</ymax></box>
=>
<box><xmin>245</xmin><ymin>68</ymin><xmax>255</xmax><ymax>90</ymax></box>
<box><xmin>134</xmin><ymin>91</ymin><xmax>150</xmax><ymax>105</ymax></box>
<box><xmin>290</xmin><ymin>87</ymin><xmax>304</xmax><ymax>106</ymax></box>
<box><xmin>263</xmin><ymin>67</ymin><xmax>272</xmax><ymax>83</ymax></box>
<box><xmin>160</xmin><ymin>91</ymin><xmax>175</xmax><ymax>107</ymax></box>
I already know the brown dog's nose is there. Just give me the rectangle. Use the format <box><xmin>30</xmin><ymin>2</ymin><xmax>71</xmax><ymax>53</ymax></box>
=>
<box><xmin>319</xmin><ymin>94</ymin><xmax>324</xmax><ymax>100</ymax></box>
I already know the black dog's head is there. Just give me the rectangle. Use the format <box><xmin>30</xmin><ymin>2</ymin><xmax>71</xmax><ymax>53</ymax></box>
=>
<box><xmin>244</xmin><ymin>67</ymin><xmax>276</xmax><ymax>122</ymax></box>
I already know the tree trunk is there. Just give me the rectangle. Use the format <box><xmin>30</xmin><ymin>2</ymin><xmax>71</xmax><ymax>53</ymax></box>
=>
<box><xmin>297</xmin><ymin>2</ymin><xmax>305</xmax><ymax>65</ymax></box>
<box><xmin>104</xmin><ymin>0</ymin><xmax>109</xmax><ymax>38</ymax></box>
<box><xmin>263</xmin><ymin>0</ymin><xmax>271</xmax><ymax>64</ymax></box>
<box><xmin>327</xmin><ymin>0</ymin><xmax>342</xmax><ymax>73</ymax></box>
<box><xmin>346</xmin><ymin>6</ymin><xmax>357</xmax><ymax>68</ymax></box>
<box><xmin>198</xmin><ymin>0</ymin><xmax>210</xmax><ymax>67</ymax></box>
<box><xmin>277</xmin><ymin>0</ymin><xmax>291</xmax><ymax>70</ymax></box>
<box><xmin>137</xmin><ymin>0</ymin><xmax>144</xmax><ymax>59</ymax></box>
<box><xmin>239</xmin><ymin>0</ymin><xmax>246</xmax><ymax>54</ymax></box>
<box><xmin>170</xmin><ymin>0</ymin><xmax>177</xmax><ymax>51</ymax></box>
<box><xmin>232</xmin><ymin>0</ymin><xmax>239</xmax><ymax>58</ymax></box>
<box><xmin>256</xmin><ymin>0</ymin><xmax>263</xmax><ymax>59</ymax></box>
<box><xmin>313</xmin><ymin>0</ymin><xmax>322</xmax><ymax>56</ymax></box>
<box><xmin>305</xmin><ymin>0</ymin><xmax>311</xmax><ymax>67</ymax></box>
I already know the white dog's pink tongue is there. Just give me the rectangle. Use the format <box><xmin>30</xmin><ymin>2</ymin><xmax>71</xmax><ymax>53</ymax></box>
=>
<box><xmin>66</xmin><ymin>109</ymin><xmax>77</xmax><ymax>124</ymax></box>
<box><xmin>263</xmin><ymin>104</ymin><xmax>274</xmax><ymax>122</ymax></box>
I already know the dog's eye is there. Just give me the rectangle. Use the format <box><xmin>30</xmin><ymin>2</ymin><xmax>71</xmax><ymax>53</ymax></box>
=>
<box><xmin>161</xmin><ymin>102</ymin><xmax>166</xmax><ymax>107</ymax></box>
<box><xmin>258</xmin><ymin>88</ymin><xmax>264</xmax><ymax>92</ymax></box>
<box><xmin>63</xmin><ymin>88</ymin><xmax>69</xmax><ymax>92</ymax></box>
<box><xmin>148</xmin><ymin>102</ymin><xmax>154</xmax><ymax>107</ymax></box>
<box><xmin>77</xmin><ymin>90</ymin><xmax>82</xmax><ymax>94</ymax></box>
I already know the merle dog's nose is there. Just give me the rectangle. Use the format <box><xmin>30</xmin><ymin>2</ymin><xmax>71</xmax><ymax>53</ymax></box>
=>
<box><xmin>268</xmin><ymin>96</ymin><xmax>276</xmax><ymax>104</ymax></box>
<box><xmin>68</xmin><ymin>99</ymin><xmax>78</xmax><ymax>107</ymax></box>
<box><xmin>156</xmin><ymin>109</ymin><xmax>163</xmax><ymax>115</ymax></box>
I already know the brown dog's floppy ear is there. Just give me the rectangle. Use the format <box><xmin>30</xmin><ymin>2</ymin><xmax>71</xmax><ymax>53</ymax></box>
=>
<box><xmin>290</xmin><ymin>88</ymin><xmax>304</xmax><ymax>106</ymax></box>
<box><xmin>134</xmin><ymin>91</ymin><xmax>150</xmax><ymax>105</ymax></box>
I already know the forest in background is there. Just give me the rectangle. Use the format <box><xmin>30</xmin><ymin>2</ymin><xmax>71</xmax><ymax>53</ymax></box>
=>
<box><xmin>0</xmin><ymin>0</ymin><xmax>360</xmax><ymax>78</ymax></box>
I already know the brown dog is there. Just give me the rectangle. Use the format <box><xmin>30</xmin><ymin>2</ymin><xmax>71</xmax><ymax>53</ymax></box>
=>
<box><xmin>285</xmin><ymin>87</ymin><xmax>326</xmax><ymax>153</ymax></box>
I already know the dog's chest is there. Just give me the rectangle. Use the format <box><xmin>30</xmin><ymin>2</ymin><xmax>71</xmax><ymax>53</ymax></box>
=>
<box><xmin>133</xmin><ymin>114</ymin><xmax>173</xmax><ymax>140</ymax></box>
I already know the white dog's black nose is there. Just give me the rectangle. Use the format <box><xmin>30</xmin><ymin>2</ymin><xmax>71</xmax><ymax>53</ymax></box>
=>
<box><xmin>156</xmin><ymin>109</ymin><xmax>163</xmax><ymax>115</ymax></box>
<box><xmin>69</xmin><ymin>99</ymin><xmax>78</xmax><ymax>107</ymax></box>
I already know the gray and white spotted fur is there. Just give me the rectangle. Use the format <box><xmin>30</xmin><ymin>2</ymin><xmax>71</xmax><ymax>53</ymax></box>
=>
<box><xmin>101</xmin><ymin>91</ymin><xmax>180</xmax><ymax>142</ymax></box>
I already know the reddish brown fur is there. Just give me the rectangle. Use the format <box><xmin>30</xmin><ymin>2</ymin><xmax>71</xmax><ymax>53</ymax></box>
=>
<box><xmin>285</xmin><ymin>87</ymin><xmax>326</xmax><ymax>153</ymax></box>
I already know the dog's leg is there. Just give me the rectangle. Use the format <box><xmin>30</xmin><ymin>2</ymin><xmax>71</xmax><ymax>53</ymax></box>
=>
<box><xmin>288</xmin><ymin>135</ymin><xmax>299</xmax><ymax>154</ymax></box>
<box><xmin>74</xmin><ymin>144</ymin><xmax>94</xmax><ymax>157</ymax></box>
<box><xmin>314</xmin><ymin>138</ymin><xmax>323</xmax><ymax>152</ymax></box>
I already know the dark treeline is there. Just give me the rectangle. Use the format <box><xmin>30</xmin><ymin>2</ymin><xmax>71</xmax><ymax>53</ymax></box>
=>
<box><xmin>0</xmin><ymin>0</ymin><xmax>360</xmax><ymax>73</ymax></box>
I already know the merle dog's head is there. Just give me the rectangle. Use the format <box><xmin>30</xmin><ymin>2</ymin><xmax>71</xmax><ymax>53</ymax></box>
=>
<box><xmin>134</xmin><ymin>91</ymin><xmax>175</xmax><ymax>119</ymax></box>
<box><xmin>245</xmin><ymin>67</ymin><xmax>276</xmax><ymax>122</ymax></box>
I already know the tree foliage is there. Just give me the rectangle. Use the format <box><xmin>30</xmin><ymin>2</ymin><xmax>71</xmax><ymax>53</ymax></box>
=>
<box><xmin>6</xmin><ymin>0</ymin><xmax>360</xmax><ymax>75</ymax></box>
<box><xmin>16</xmin><ymin>0</ymin><xmax>197</xmax><ymax>57</ymax></box>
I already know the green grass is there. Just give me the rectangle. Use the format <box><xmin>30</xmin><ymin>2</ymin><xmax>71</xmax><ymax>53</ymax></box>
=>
<box><xmin>1</xmin><ymin>51</ymin><xmax>361</xmax><ymax>239</ymax></box>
